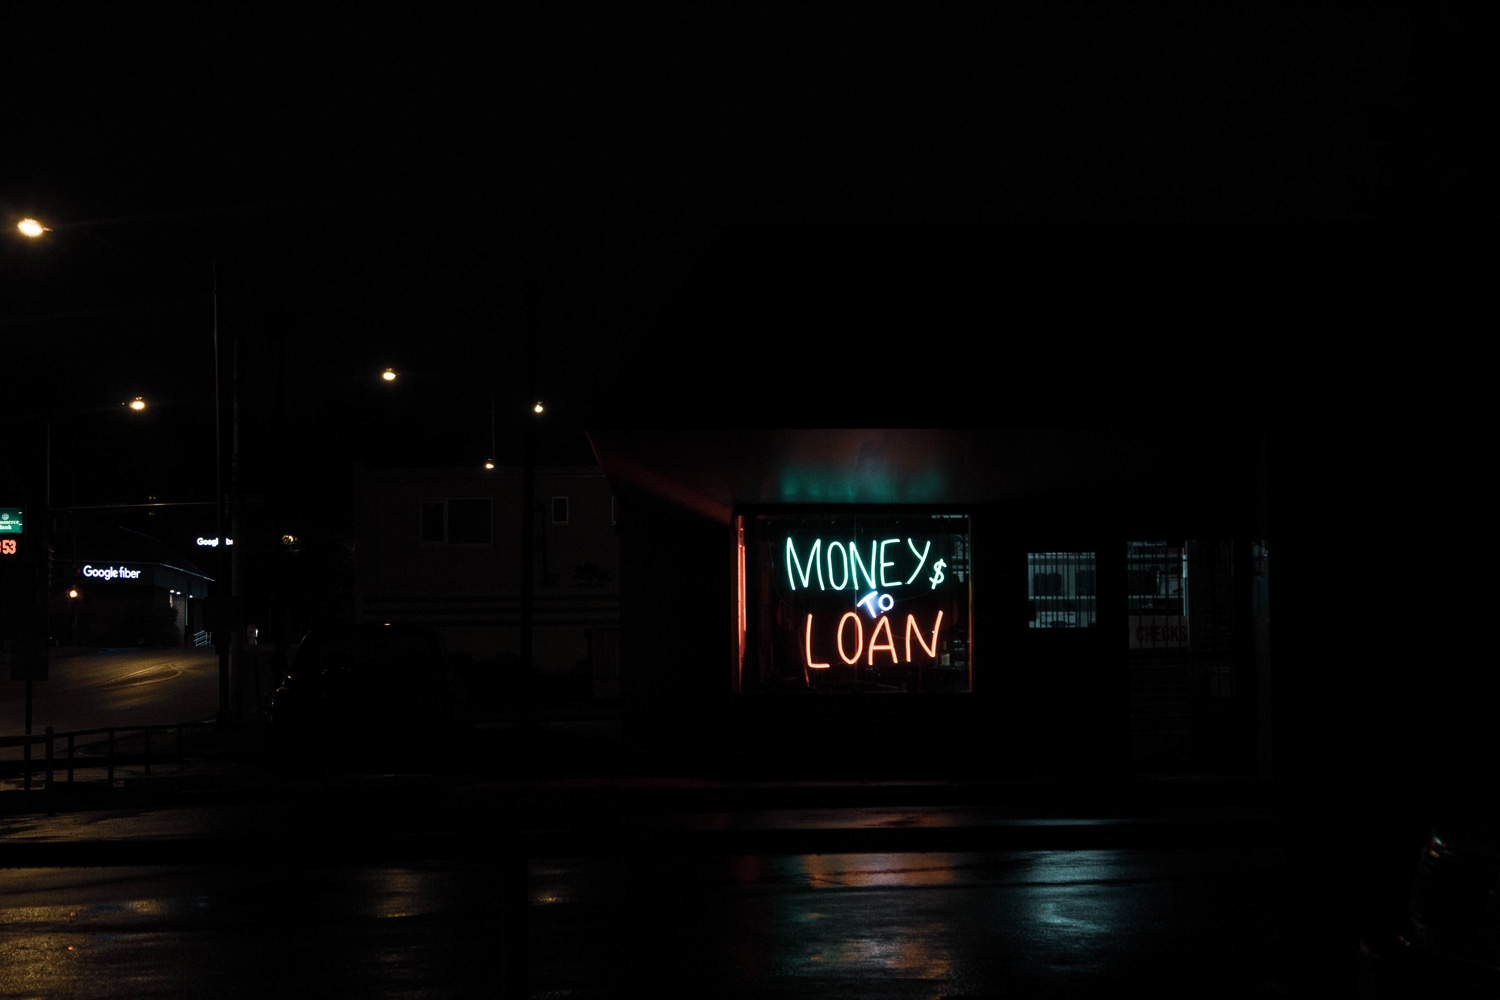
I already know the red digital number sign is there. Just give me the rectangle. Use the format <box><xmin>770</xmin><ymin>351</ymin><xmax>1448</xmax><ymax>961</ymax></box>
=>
<box><xmin>1</xmin><ymin>538</ymin><xmax>17</xmax><ymax>556</ymax></box>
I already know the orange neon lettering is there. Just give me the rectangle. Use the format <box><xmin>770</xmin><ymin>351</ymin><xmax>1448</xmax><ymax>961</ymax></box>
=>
<box><xmin>836</xmin><ymin>611</ymin><xmax>863</xmax><ymax>665</ymax></box>
<box><xmin>867</xmin><ymin>615</ymin><xmax>897</xmax><ymax>666</ymax></box>
<box><xmin>905</xmin><ymin>610</ymin><xmax>944</xmax><ymax>661</ymax></box>
<box><xmin>805</xmin><ymin>614</ymin><xmax>830</xmax><ymax>669</ymax></box>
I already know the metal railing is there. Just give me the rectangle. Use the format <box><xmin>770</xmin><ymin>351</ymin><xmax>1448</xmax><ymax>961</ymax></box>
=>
<box><xmin>0</xmin><ymin>722</ymin><xmax>217</xmax><ymax>791</ymax></box>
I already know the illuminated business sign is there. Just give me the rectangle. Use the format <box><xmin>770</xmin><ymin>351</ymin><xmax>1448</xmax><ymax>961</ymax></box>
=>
<box><xmin>743</xmin><ymin>513</ymin><xmax>971</xmax><ymax>693</ymax></box>
<box><xmin>80</xmin><ymin>564</ymin><xmax>144</xmax><ymax>581</ymax></box>
<box><xmin>195</xmin><ymin>536</ymin><xmax>233</xmax><ymax>547</ymax></box>
<box><xmin>0</xmin><ymin>508</ymin><xmax>22</xmax><ymax>533</ymax></box>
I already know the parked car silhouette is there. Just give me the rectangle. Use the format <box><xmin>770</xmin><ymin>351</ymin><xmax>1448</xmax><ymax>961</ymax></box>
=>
<box><xmin>267</xmin><ymin>623</ymin><xmax>464</xmax><ymax>764</ymax></box>
<box><xmin>1359</xmin><ymin>818</ymin><xmax>1500</xmax><ymax>998</ymax></box>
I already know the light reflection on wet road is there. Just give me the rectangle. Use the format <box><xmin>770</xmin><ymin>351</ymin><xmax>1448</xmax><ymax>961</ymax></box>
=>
<box><xmin>0</xmin><ymin>649</ymin><xmax>219</xmax><ymax>762</ymax></box>
<box><xmin>0</xmin><ymin>863</ymin><xmax>504</xmax><ymax>999</ymax></box>
<box><xmin>0</xmin><ymin>849</ymin><xmax>1355</xmax><ymax>998</ymax></box>
<box><xmin>530</xmin><ymin>848</ymin><xmax>1351</xmax><ymax>998</ymax></box>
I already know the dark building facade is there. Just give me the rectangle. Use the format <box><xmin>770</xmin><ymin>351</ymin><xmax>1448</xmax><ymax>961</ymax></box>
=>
<box><xmin>577</xmin><ymin>228</ymin><xmax>1319</xmax><ymax>780</ymax></box>
<box><xmin>354</xmin><ymin>464</ymin><xmax>621</xmax><ymax>697</ymax></box>
<box><xmin>579</xmin><ymin>224</ymin><xmax>1486</xmax><ymax>792</ymax></box>
<box><xmin>589</xmin><ymin>425</ymin><xmax>1267</xmax><ymax>779</ymax></box>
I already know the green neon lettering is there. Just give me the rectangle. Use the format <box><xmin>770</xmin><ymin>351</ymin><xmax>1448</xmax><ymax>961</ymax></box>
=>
<box><xmin>825</xmin><ymin>540</ymin><xmax>850</xmax><ymax>590</ymax></box>
<box><xmin>904</xmin><ymin>538</ymin><xmax>932</xmax><ymax>585</ymax></box>
<box><xmin>849</xmin><ymin>540</ymin><xmax>878</xmax><ymax>591</ymax></box>
<box><xmin>786</xmin><ymin>537</ymin><xmax>824</xmax><ymax>591</ymax></box>
<box><xmin>879</xmin><ymin>538</ymin><xmax>901</xmax><ymax>587</ymax></box>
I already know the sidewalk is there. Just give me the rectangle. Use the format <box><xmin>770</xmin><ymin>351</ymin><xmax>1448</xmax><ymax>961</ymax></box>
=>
<box><xmin>0</xmin><ymin>711</ymin><xmax>1301</xmax><ymax>863</ymax></box>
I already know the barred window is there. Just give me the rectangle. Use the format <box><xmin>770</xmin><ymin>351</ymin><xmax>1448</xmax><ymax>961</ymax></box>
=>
<box><xmin>1027</xmin><ymin>552</ymin><xmax>1097</xmax><ymax>628</ymax></box>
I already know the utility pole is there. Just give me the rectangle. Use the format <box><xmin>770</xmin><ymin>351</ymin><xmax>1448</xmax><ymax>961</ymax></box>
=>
<box><xmin>519</xmin><ymin>281</ymin><xmax>538</xmax><ymax>749</ymax></box>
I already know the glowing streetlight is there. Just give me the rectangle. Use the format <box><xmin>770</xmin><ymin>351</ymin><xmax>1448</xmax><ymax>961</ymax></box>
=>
<box><xmin>381</xmin><ymin>368</ymin><xmax>398</xmax><ymax>382</ymax></box>
<box><xmin>128</xmin><ymin>397</ymin><xmax>147</xmax><ymax>411</ymax></box>
<box><xmin>533</xmin><ymin>401</ymin><xmax>544</xmax><ymax>414</ymax></box>
<box><xmin>17</xmin><ymin>218</ymin><xmax>48</xmax><ymax>237</ymax></box>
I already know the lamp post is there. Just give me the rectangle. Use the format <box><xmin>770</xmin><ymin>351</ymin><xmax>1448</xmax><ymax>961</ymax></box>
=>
<box><xmin>18</xmin><ymin>218</ymin><xmax>235</xmax><ymax>722</ymax></box>
<box><xmin>519</xmin><ymin>282</ymin><xmax>540</xmax><ymax>750</ymax></box>
<box><xmin>374</xmin><ymin>283</ymin><xmax>544</xmax><ymax>753</ymax></box>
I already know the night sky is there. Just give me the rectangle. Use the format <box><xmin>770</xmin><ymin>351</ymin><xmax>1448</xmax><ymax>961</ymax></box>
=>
<box><xmin>3</xmin><ymin>2</ymin><xmax>1481</xmax><ymax>532</ymax></box>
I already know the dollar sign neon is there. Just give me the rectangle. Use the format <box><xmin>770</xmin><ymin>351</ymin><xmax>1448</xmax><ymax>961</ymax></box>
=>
<box><xmin>929</xmin><ymin>559</ymin><xmax>946</xmax><ymax>589</ymax></box>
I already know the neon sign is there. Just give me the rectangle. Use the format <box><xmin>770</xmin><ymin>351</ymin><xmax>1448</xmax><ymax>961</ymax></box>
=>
<box><xmin>745</xmin><ymin>514</ymin><xmax>971</xmax><ymax>693</ymax></box>
<box><xmin>803</xmin><ymin>609</ymin><xmax>944</xmax><ymax>668</ymax></box>
<box><xmin>785</xmin><ymin>537</ymin><xmax>940</xmax><ymax>591</ymax></box>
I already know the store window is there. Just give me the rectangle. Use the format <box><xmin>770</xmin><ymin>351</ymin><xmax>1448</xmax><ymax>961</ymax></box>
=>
<box><xmin>740</xmin><ymin>512</ymin><xmax>971</xmax><ymax>693</ymax></box>
<box><xmin>1126</xmin><ymin>539</ymin><xmax>1241</xmax><ymax>770</ymax></box>
<box><xmin>1028</xmin><ymin>552</ymin><xmax>1097</xmax><ymax>627</ymax></box>
<box><xmin>1126</xmin><ymin>540</ymin><xmax>1187</xmax><ymax>648</ymax></box>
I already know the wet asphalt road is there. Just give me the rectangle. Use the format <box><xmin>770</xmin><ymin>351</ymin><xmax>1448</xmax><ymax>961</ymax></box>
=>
<box><xmin>0</xmin><ymin>847</ymin><xmax>1359</xmax><ymax>999</ymax></box>
<box><xmin>0</xmin><ymin>648</ymin><xmax>219</xmax><ymax>741</ymax></box>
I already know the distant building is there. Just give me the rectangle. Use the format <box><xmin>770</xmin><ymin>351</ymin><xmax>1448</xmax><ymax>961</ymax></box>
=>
<box><xmin>353</xmin><ymin>464</ymin><xmax>621</xmax><ymax>697</ymax></box>
<box><xmin>50</xmin><ymin>523</ymin><xmax>212</xmax><ymax>648</ymax></box>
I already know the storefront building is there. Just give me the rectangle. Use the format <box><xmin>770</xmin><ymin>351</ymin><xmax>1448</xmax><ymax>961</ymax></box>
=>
<box><xmin>51</xmin><ymin>526</ymin><xmax>212</xmax><ymax>648</ymax></box>
<box><xmin>587</xmin><ymin>425</ymin><xmax>1268</xmax><ymax>780</ymax></box>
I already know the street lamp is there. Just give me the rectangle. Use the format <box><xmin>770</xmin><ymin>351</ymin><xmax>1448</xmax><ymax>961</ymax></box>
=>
<box><xmin>46</xmin><ymin>398</ymin><xmax>151</xmax><ymax>509</ymax></box>
<box><xmin>17</xmin><ymin>218</ymin><xmax>48</xmax><ymax>238</ymax></box>
<box><xmin>379</xmin><ymin>366</ymin><xmax>510</xmax><ymax>473</ymax></box>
